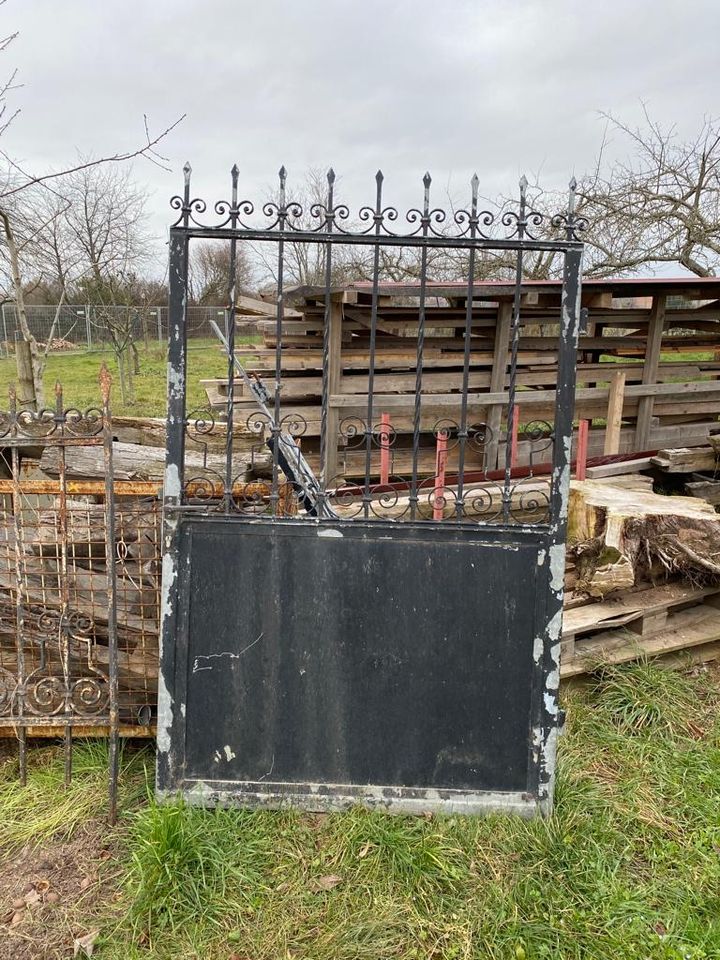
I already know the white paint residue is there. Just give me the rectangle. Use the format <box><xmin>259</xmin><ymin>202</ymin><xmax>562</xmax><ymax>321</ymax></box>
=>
<box><xmin>543</xmin><ymin>692</ymin><xmax>559</xmax><ymax>717</ymax></box>
<box><xmin>548</xmin><ymin>543</ymin><xmax>565</xmax><ymax>593</ymax></box>
<box><xmin>164</xmin><ymin>461</ymin><xmax>181</xmax><ymax>498</ymax></box>
<box><xmin>317</xmin><ymin>528</ymin><xmax>343</xmax><ymax>538</ymax></box>
<box><xmin>257</xmin><ymin>753</ymin><xmax>275</xmax><ymax>781</ymax></box>
<box><xmin>192</xmin><ymin>633</ymin><xmax>265</xmax><ymax>673</ymax></box>
<box><xmin>533</xmin><ymin>634</ymin><xmax>543</xmax><ymax>663</ymax></box>
<box><xmin>223</xmin><ymin>745</ymin><xmax>236</xmax><ymax>761</ymax></box>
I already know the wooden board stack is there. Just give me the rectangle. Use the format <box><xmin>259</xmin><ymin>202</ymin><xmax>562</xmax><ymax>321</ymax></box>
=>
<box><xmin>202</xmin><ymin>279</ymin><xmax>720</xmax><ymax>483</ymax></box>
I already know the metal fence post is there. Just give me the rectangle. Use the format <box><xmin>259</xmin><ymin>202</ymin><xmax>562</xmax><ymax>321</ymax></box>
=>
<box><xmin>1</xmin><ymin>304</ymin><xmax>7</xmax><ymax>358</ymax></box>
<box><xmin>86</xmin><ymin>306</ymin><xmax>92</xmax><ymax>350</ymax></box>
<box><xmin>156</xmin><ymin>306</ymin><xmax>163</xmax><ymax>344</ymax></box>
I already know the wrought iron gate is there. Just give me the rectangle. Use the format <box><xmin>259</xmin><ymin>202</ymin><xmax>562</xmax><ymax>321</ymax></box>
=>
<box><xmin>0</xmin><ymin>368</ymin><xmax>122</xmax><ymax>819</ymax></box>
<box><xmin>157</xmin><ymin>164</ymin><xmax>584</xmax><ymax>815</ymax></box>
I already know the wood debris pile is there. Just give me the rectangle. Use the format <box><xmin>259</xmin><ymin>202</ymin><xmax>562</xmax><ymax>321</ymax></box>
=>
<box><xmin>563</xmin><ymin>471</ymin><xmax>720</xmax><ymax>678</ymax></box>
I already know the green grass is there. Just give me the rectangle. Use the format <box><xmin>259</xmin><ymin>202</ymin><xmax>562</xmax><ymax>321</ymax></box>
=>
<box><xmin>0</xmin><ymin>338</ymin><xmax>258</xmax><ymax>418</ymax></box>
<box><xmin>0</xmin><ymin>740</ymin><xmax>149</xmax><ymax>850</ymax></box>
<box><xmin>1</xmin><ymin>661</ymin><xmax>719</xmax><ymax>958</ymax></box>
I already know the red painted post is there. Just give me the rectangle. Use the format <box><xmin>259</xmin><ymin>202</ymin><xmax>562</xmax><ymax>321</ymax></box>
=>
<box><xmin>575</xmin><ymin>419</ymin><xmax>589</xmax><ymax>481</ymax></box>
<box><xmin>510</xmin><ymin>405</ymin><xmax>520</xmax><ymax>470</ymax></box>
<box><xmin>433</xmin><ymin>431</ymin><xmax>449</xmax><ymax>520</ymax></box>
<box><xmin>379</xmin><ymin>412</ymin><xmax>391</xmax><ymax>486</ymax></box>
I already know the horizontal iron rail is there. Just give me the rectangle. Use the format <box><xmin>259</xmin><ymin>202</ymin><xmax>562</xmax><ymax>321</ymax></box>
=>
<box><xmin>170</xmin><ymin>225</ymin><xmax>582</xmax><ymax>253</ymax></box>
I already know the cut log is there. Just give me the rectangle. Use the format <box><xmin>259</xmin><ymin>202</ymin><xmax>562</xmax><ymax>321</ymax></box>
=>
<box><xmin>111</xmin><ymin>415</ymin><xmax>260</xmax><ymax>456</ymax></box>
<box><xmin>39</xmin><ymin>441</ymin><xmax>260</xmax><ymax>483</ymax></box>
<box><xmin>569</xmin><ymin>477</ymin><xmax>720</xmax><ymax>598</ymax></box>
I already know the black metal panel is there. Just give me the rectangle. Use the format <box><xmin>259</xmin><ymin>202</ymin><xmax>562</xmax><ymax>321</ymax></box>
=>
<box><xmin>160</xmin><ymin>517</ymin><xmax>549</xmax><ymax>805</ymax></box>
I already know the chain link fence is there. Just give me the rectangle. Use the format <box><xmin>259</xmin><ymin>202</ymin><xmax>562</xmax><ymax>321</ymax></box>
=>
<box><xmin>0</xmin><ymin>304</ymin><xmax>234</xmax><ymax>356</ymax></box>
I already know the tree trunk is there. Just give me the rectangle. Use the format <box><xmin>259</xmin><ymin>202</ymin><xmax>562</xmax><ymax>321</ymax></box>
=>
<box><xmin>15</xmin><ymin>338</ymin><xmax>36</xmax><ymax>409</ymax></box>
<box><xmin>123</xmin><ymin>349</ymin><xmax>136</xmax><ymax>404</ymax></box>
<box><xmin>115</xmin><ymin>349</ymin><xmax>127</xmax><ymax>405</ymax></box>
<box><xmin>569</xmin><ymin>477</ymin><xmax>720</xmax><ymax>597</ymax></box>
<box><xmin>0</xmin><ymin>208</ymin><xmax>40</xmax><ymax>408</ymax></box>
<box><xmin>130</xmin><ymin>338</ymin><xmax>140</xmax><ymax>376</ymax></box>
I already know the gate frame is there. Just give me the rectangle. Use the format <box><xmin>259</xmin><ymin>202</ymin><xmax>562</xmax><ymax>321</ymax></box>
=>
<box><xmin>157</xmin><ymin>164</ymin><xmax>584</xmax><ymax>816</ymax></box>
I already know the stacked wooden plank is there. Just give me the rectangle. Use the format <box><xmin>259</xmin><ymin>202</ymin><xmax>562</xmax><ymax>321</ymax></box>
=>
<box><xmin>650</xmin><ymin>434</ymin><xmax>720</xmax><ymax>507</ymax></box>
<box><xmin>0</xmin><ymin>494</ymin><xmax>161</xmax><ymax>723</ymax></box>
<box><xmin>202</xmin><ymin>279</ymin><xmax>720</xmax><ymax>482</ymax></box>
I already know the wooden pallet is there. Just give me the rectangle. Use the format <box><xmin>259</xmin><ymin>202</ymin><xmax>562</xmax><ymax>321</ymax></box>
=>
<box><xmin>561</xmin><ymin>583</ymin><xmax>720</xmax><ymax>677</ymax></box>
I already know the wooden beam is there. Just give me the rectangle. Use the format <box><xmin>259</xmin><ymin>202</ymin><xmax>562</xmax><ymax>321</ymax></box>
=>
<box><xmin>322</xmin><ymin>301</ymin><xmax>343</xmax><ymax>484</ymax></box>
<box><xmin>484</xmin><ymin>301</ymin><xmax>512</xmax><ymax>471</ymax></box>
<box><xmin>575</xmin><ymin>419</ymin><xmax>589</xmax><ymax>480</ymax></box>
<box><xmin>603</xmin><ymin>371</ymin><xmax>626</xmax><ymax>455</ymax></box>
<box><xmin>635</xmin><ymin>295</ymin><xmax>666</xmax><ymax>449</ymax></box>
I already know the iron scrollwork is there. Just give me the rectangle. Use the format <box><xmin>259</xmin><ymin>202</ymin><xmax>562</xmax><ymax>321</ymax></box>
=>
<box><xmin>171</xmin><ymin>163</ymin><xmax>588</xmax><ymax>243</ymax></box>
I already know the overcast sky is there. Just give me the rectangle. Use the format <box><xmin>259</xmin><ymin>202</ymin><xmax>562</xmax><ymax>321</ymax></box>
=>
<box><xmin>6</xmin><ymin>0</ymin><xmax>720</xmax><ymax>266</ymax></box>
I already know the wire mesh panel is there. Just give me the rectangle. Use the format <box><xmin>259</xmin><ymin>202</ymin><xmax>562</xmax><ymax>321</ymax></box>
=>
<box><xmin>158</xmin><ymin>164</ymin><xmax>584</xmax><ymax>816</ymax></box>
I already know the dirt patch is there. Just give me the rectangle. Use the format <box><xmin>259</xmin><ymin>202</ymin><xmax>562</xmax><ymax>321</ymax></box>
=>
<box><xmin>0</xmin><ymin>819</ymin><xmax>122</xmax><ymax>960</ymax></box>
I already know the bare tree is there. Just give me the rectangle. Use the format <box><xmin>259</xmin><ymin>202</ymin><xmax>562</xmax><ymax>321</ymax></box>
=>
<box><xmin>577</xmin><ymin>110</ymin><xmax>720</xmax><ymax>277</ymax></box>
<box><xmin>0</xmin><ymin>0</ymin><xmax>182</xmax><ymax>407</ymax></box>
<box><xmin>189</xmin><ymin>240</ymin><xmax>254</xmax><ymax>304</ymax></box>
<box><xmin>78</xmin><ymin>269</ymin><xmax>153</xmax><ymax>406</ymax></box>
<box><xmin>59</xmin><ymin>164</ymin><xmax>152</xmax><ymax>283</ymax></box>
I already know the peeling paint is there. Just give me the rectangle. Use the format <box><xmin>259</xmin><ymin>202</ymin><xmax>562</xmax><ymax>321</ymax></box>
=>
<box><xmin>172</xmin><ymin>780</ymin><xmax>541</xmax><ymax>817</ymax></box>
<box><xmin>548</xmin><ymin>543</ymin><xmax>565</xmax><ymax>593</ymax></box>
<box><xmin>164</xmin><ymin>462</ymin><xmax>181</xmax><ymax>500</ymax></box>
<box><xmin>533</xmin><ymin>633</ymin><xmax>543</xmax><ymax>663</ymax></box>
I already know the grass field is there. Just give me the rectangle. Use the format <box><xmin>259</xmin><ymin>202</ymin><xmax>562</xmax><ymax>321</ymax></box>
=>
<box><xmin>1</xmin><ymin>660</ymin><xmax>719</xmax><ymax>959</ymax></box>
<box><xmin>0</xmin><ymin>340</ymin><xmax>253</xmax><ymax>419</ymax></box>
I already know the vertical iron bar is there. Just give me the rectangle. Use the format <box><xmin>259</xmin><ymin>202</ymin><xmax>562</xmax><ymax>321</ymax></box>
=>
<box><xmin>362</xmin><ymin>171</ymin><xmax>384</xmax><ymax>518</ymax></box>
<box><xmin>156</xmin><ymin>165</ymin><xmax>191</xmax><ymax>794</ymax></box>
<box><xmin>9</xmin><ymin>388</ymin><xmax>26</xmax><ymax>784</ymax></box>
<box><xmin>551</xmin><ymin>248</ymin><xmax>583</xmax><ymax>532</ymax></box>
<box><xmin>163</xmin><ymin>235</ymin><xmax>189</xmax><ymax>499</ymax></box>
<box><xmin>410</xmin><ymin>173</ymin><xmax>431</xmax><ymax>521</ymax></box>
<box><xmin>101</xmin><ymin>365</ymin><xmax>119</xmax><ymax>823</ymax></box>
<box><xmin>537</xmin><ymin>243</ymin><xmax>583</xmax><ymax>811</ymax></box>
<box><xmin>319</xmin><ymin>169</ymin><xmax>336</xmax><ymax>503</ymax></box>
<box><xmin>270</xmin><ymin>166</ymin><xmax>287</xmax><ymax>517</ymax></box>
<box><xmin>503</xmin><ymin>176</ymin><xmax>528</xmax><ymax>522</ymax></box>
<box><xmin>454</xmin><ymin>173</ymin><xmax>479</xmax><ymax>520</ymax></box>
<box><xmin>224</xmin><ymin>165</ymin><xmax>240</xmax><ymax>513</ymax></box>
